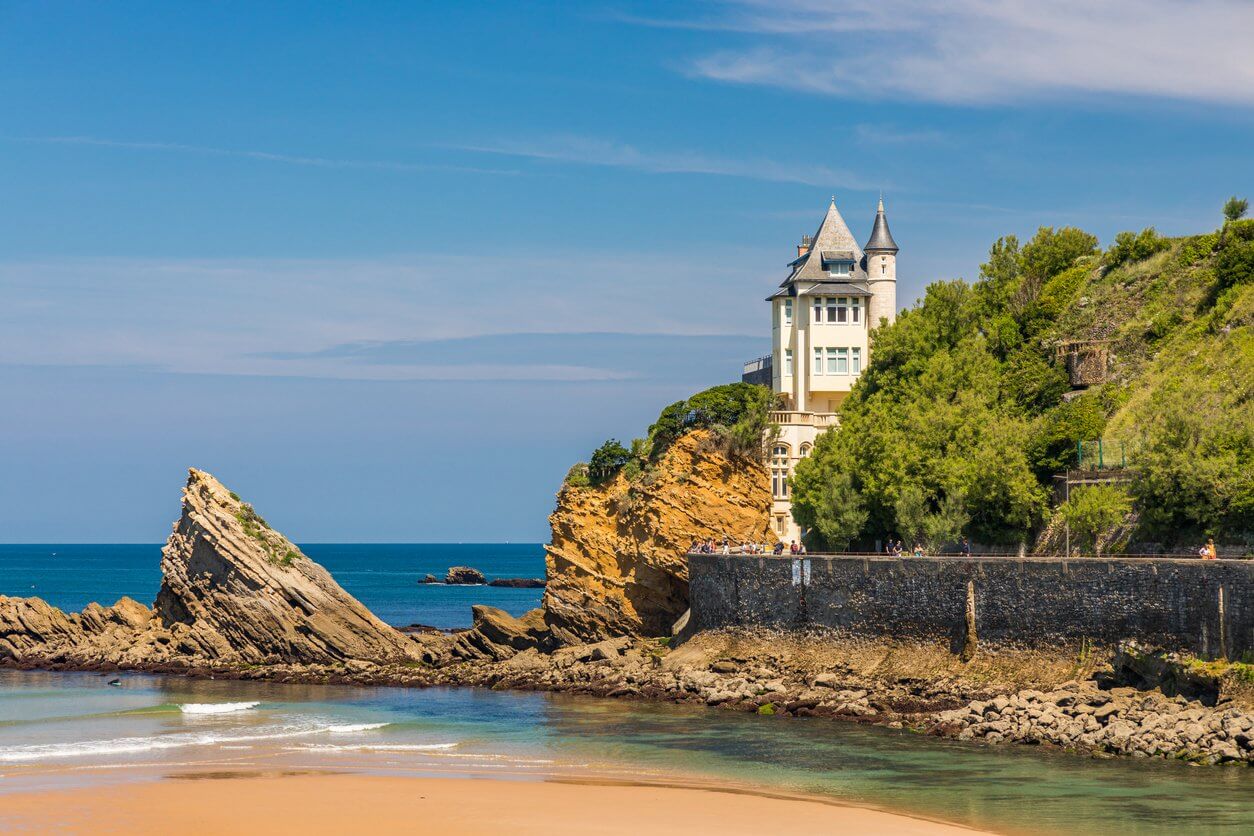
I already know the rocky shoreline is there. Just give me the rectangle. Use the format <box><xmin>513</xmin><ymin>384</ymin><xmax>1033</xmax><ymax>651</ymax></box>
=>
<box><xmin>2</xmin><ymin>468</ymin><xmax>1249</xmax><ymax>769</ymax></box>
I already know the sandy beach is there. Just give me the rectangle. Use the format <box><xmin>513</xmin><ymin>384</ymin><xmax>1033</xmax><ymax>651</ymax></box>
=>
<box><xmin>0</xmin><ymin>773</ymin><xmax>992</xmax><ymax>835</ymax></box>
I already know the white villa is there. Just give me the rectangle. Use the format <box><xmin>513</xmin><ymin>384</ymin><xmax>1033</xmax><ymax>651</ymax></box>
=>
<box><xmin>743</xmin><ymin>197</ymin><xmax>899</xmax><ymax>542</ymax></box>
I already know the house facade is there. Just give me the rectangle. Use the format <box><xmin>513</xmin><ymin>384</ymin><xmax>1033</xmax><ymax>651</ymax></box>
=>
<box><xmin>746</xmin><ymin>197</ymin><xmax>898</xmax><ymax>542</ymax></box>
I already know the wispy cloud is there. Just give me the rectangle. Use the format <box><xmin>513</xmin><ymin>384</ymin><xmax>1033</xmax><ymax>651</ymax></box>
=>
<box><xmin>632</xmin><ymin>0</ymin><xmax>1254</xmax><ymax>107</ymax></box>
<box><xmin>10</xmin><ymin>135</ymin><xmax>520</xmax><ymax>176</ymax></box>
<box><xmin>449</xmin><ymin>135</ymin><xmax>875</xmax><ymax>189</ymax></box>
<box><xmin>0</xmin><ymin>251</ymin><xmax>772</xmax><ymax>382</ymax></box>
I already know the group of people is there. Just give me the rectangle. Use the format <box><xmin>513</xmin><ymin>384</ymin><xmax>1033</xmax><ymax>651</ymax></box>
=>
<box><xmin>689</xmin><ymin>539</ymin><xmax>808</xmax><ymax>556</ymax></box>
<box><xmin>1198</xmin><ymin>538</ymin><xmax>1219</xmax><ymax>560</ymax></box>
<box><xmin>883</xmin><ymin>537</ymin><xmax>973</xmax><ymax>557</ymax></box>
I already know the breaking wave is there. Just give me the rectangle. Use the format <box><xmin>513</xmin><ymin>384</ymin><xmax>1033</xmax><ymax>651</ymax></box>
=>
<box><xmin>178</xmin><ymin>701</ymin><xmax>260</xmax><ymax>715</ymax></box>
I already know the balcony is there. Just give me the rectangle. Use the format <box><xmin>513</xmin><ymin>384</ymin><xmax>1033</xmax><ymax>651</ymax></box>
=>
<box><xmin>769</xmin><ymin>410</ymin><xmax>840</xmax><ymax>429</ymax></box>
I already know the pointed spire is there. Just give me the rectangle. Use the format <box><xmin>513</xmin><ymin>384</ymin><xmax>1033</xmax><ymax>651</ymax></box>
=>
<box><xmin>865</xmin><ymin>196</ymin><xmax>898</xmax><ymax>253</ymax></box>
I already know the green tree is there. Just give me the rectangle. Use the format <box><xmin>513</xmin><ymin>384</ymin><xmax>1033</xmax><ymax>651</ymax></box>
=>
<box><xmin>1020</xmin><ymin>226</ymin><xmax>1100</xmax><ymax>282</ymax></box>
<box><xmin>588</xmin><ymin>439</ymin><xmax>631</xmax><ymax>484</ymax></box>
<box><xmin>795</xmin><ymin>471</ymin><xmax>867</xmax><ymax>551</ymax></box>
<box><xmin>1059</xmin><ymin>485</ymin><xmax>1132</xmax><ymax>556</ymax></box>
<box><xmin>1223</xmin><ymin>196</ymin><xmax>1248</xmax><ymax>223</ymax></box>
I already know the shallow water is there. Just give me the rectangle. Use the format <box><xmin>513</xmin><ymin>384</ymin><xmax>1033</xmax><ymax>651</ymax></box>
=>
<box><xmin>0</xmin><ymin>670</ymin><xmax>1249</xmax><ymax>835</ymax></box>
<box><xmin>0</xmin><ymin>545</ymin><xmax>1251</xmax><ymax>834</ymax></box>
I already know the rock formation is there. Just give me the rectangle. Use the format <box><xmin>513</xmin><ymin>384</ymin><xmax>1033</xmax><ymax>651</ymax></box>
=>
<box><xmin>154</xmin><ymin>469</ymin><xmax>421</xmax><ymax>665</ymax></box>
<box><xmin>443</xmin><ymin>566</ymin><xmax>486</xmax><ymax>585</ymax></box>
<box><xmin>542</xmin><ymin>430</ymin><xmax>772</xmax><ymax>643</ymax></box>
<box><xmin>0</xmin><ymin>469</ymin><xmax>420</xmax><ymax>669</ymax></box>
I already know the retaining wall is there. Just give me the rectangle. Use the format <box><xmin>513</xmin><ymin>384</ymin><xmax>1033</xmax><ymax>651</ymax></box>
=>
<box><xmin>687</xmin><ymin>554</ymin><xmax>1254</xmax><ymax>659</ymax></box>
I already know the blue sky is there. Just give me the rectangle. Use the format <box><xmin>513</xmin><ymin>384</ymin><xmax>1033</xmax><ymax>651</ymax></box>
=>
<box><xmin>2</xmin><ymin>1</ymin><xmax>1251</xmax><ymax>542</ymax></box>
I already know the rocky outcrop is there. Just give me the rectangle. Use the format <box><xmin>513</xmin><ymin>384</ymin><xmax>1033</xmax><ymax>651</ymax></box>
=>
<box><xmin>443</xmin><ymin>566</ymin><xmax>486</xmax><ymax>585</ymax></box>
<box><xmin>0</xmin><ymin>595</ymin><xmax>152</xmax><ymax>667</ymax></box>
<box><xmin>543</xmin><ymin>431</ymin><xmax>771</xmax><ymax>643</ymax></box>
<box><xmin>0</xmin><ymin>469</ymin><xmax>420</xmax><ymax>669</ymax></box>
<box><xmin>153</xmin><ymin>469</ymin><xmax>421</xmax><ymax>665</ymax></box>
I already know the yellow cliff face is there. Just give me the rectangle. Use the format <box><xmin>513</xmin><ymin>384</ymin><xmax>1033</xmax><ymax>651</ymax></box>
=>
<box><xmin>542</xmin><ymin>430</ymin><xmax>772</xmax><ymax>642</ymax></box>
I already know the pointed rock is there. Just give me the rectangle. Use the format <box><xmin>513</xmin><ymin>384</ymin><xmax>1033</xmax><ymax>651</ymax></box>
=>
<box><xmin>155</xmin><ymin>469</ymin><xmax>421</xmax><ymax>665</ymax></box>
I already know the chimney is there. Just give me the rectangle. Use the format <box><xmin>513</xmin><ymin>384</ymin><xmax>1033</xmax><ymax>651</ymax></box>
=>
<box><xmin>797</xmin><ymin>234</ymin><xmax>813</xmax><ymax>258</ymax></box>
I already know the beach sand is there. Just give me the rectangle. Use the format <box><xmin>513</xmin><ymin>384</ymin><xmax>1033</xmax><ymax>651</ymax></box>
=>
<box><xmin>0</xmin><ymin>772</ymin><xmax>992</xmax><ymax>835</ymax></box>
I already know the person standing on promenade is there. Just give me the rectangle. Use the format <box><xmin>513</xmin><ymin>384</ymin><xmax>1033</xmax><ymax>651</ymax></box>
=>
<box><xmin>1201</xmin><ymin>538</ymin><xmax>1218</xmax><ymax>560</ymax></box>
<box><xmin>960</xmin><ymin>537</ymin><xmax>972</xmax><ymax>557</ymax></box>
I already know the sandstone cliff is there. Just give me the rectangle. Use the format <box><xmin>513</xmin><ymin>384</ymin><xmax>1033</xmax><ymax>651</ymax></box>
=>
<box><xmin>0</xmin><ymin>469</ymin><xmax>420</xmax><ymax>668</ymax></box>
<box><xmin>542</xmin><ymin>430</ymin><xmax>772</xmax><ymax>642</ymax></box>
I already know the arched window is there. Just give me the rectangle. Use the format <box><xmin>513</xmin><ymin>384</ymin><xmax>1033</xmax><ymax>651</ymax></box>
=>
<box><xmin>771</xmin><ymin>445</ymin><xmax>790</xmax><ymax>499</ymax></box>
<box><xmin>799</xmin><ymin>443</ymin><xmax>812</xmax><ymax>458</ymax></box>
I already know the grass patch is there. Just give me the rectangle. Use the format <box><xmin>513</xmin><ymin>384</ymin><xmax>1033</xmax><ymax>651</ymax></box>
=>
<box><xmin>233</xmin><ymin>503</ymin><xmax>300</xmax><ymax>566</ymax></box>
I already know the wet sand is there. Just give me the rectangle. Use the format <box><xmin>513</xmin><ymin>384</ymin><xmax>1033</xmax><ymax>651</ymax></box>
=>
<box><xmin>0</xmin><ymin>772</ymin><xmax>994</xmax><ymax>835</ymax></box>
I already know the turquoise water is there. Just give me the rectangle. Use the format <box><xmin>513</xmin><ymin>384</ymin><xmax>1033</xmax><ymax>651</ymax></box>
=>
<box><xmin>0</xmin><ymin>545</ymin><xmax>1251</xmax><ymax>833</ymax></box>
<box><xmin>0</xmin><ymin>670</ymin><xmax>1250</xmax><ymax>834</ymax></box>
<box><xmin>0</xmin><ymin>543</ymin><xmax>545</xmax><ymax>629</ymax></box>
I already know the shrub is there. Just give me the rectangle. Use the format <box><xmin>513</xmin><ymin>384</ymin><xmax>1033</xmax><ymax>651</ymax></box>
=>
<box><xmin>1105</xmin><ymin>227</ymin><xmax>1171</xmax><ymax>269</ymax></box>
<box><xmin>1059</xmin><ymin>485</ymin><xmax>1132</xmax><ymax>556</ymax></box>
<box><xmin>564</xmin><ymin>463</ymin><xmax>591</xmax><ymax>488</ymax></box>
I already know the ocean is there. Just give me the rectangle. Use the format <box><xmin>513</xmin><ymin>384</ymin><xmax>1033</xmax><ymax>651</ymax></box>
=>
<box><xmin>0</xmin><ymin>544</ymin><xmax>1251</xmax><ymax>834</ymax></box>
<box><xmin>0</xmin><ymin>543</ymin><xmax>546</xmax><ymax>629</ymax></box>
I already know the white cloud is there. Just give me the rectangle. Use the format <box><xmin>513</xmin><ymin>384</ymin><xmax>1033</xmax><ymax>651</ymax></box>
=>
<box><xmin>450</xmin><ymin>135</ymin><xmax>875</xmax><ymax>189</ymax></box>
<box><xmin>0</xmin><ymin>250</ymin><xmax>772</xmax><ymax>381</ymax></box>
<box><xmin>11</xmin><ymin>135</ymin><xmax>520</xmax><ymax>177</ymax></box>
<box><xmin>639</xmin><ymin>0</ymin><xmax>1254</xmax><ymax>106</ymax></box>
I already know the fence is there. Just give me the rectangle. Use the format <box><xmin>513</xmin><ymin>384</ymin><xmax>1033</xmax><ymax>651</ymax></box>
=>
<box><xmin>1077</xmin><ymin>438</ymin><xmax>1134</xmax><ymax>470</ymax></box>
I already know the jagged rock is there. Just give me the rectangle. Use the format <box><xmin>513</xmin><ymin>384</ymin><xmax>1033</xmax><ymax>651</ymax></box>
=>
<box><xmin>154</xmin><ymin>469</ymin><xmax>421</xmax><ymax>665</ymax></box>
<box><xmin>543</xmin><ymin>430</ymin><xmax>772</xmax><ymax>643</ymax></box>
<box><xmin>487</xmin><ymin>578</ymin><xmax>546</xmax><ymax>588</ymax></box>
<box><xmin>0</xmin><ymin>469</ymin><xmax>421</xmax><ymax>669</ymax></box>
<box><xmin>419</xmin><ymin>574</ymin><xmax>439</xmax><ymax>584</ymax></box>
<box><xmin>444</xmin><ymin>567</ymin><xmax>486</xmax><ymax>585</ymax></box>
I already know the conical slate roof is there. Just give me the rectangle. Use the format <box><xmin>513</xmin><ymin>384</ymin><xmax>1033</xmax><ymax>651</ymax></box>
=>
<box><xmin>785</xmin><ymin>198</ymin><xmax>864</xmax><ymax>283</ymax></box>
<box><xmin>864</xmin><ymin>197</ymin><xmax>898</xmax><ymax>253</ymax></box>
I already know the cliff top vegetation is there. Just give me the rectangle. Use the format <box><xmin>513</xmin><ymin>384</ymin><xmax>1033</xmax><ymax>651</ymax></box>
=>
<box><xmin>567</xmin><ymin>382</ymin><xmax>775</xmax><ymax>488</ymax></box>
<box><xmin>792</xmin><ymin>204</ymin><xmax>1253</xmax><ymax>553</ymax></box>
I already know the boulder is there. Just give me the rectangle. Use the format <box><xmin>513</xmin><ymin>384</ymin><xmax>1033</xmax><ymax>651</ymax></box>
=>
<box><xmin>444</xmin><ymin>567</ymin><xmax>487</xmax><ymax>585</ymax></box>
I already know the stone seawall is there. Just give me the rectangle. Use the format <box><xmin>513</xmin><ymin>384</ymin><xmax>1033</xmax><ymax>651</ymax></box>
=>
<box><xmin>688</xmin><ymin>554</ymin><xmax>1254</xmax><ymax>659</ymax></box>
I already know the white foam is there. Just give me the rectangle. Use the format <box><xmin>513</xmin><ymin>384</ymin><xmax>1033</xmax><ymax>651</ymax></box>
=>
<box><xmin>178</xmin><ymin>701</ymin><xmax>260</xmax><ymax>715</ymax></box>
<box><xmin>296</xmin><ymin>742</ymin><xmax>459</xmax><ymax>753</ymax></box>
<box><xmin>0</xmin><ymin>721</ymin><xmax>387</xmax><ymax>763</ymax></box>
<box><xmin>326</xmin><ymin>722</ymin><xmax>390</xmax><ymax>734</ymax></box>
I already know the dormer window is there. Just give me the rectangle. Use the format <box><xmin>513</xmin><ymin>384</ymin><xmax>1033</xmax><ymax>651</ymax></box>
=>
<box><xmin>828</xmin><ymin>261</ymin><xmax>852</xmax><ymax>277</ymax></box>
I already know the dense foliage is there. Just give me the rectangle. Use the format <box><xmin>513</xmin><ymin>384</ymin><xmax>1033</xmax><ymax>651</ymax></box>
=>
<box><xmin>568</xmin><ymin>383</ymin><xmax>776</xmax><ymax>488</ymax></box>
<box><xmin>1058</xmin><ymin>485</ymin><xmax>1132</xmax><ymax>556</ymax></box>
<box><xmin>793</xmin><ymin>213</ymin><xmax>1253</xmax><ymax>552</ymax></box>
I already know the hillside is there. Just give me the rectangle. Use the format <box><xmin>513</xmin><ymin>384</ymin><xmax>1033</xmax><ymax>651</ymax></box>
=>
<box><xmin>792</xmin><ymin>216</ymin><xmax>1254</xmax><ymax>553</ymax></box>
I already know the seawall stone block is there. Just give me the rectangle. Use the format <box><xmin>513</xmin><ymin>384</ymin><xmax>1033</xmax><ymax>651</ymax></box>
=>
<box><xmin>687</xmin><ymin>555</ymin><xmax>1254</xmax><ymax>658</ymax></box>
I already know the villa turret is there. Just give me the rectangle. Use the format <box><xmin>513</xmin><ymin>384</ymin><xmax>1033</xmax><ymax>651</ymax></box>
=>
<box><xmin>864</xmin><ymin>197</ymin><xmax>898</xmax><ymax>329</ymax></box>
<box><xmin>746</xmin><ymin>197</ymin><xmax>900</xmax><ymax>542</ymax></box>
